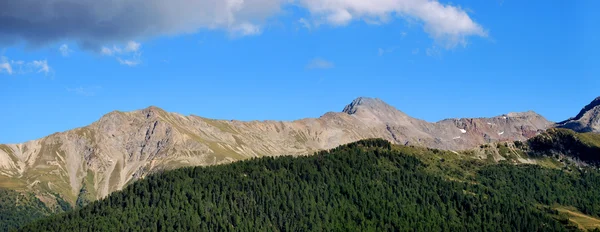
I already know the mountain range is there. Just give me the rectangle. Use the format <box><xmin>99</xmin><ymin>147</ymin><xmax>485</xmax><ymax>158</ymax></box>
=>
<box><xmin>0</xmin><ymin>96</ymin><xmax>598</xmax><ymax>208</ymax></box>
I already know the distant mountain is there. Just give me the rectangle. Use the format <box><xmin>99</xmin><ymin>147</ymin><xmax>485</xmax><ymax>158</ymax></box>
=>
<box><xmin>0</xmin><ymin>97</ymin><xmax>551</xmax><ymax>209</ymax></box>
<box><xmin>557</xmin><ymin>97</ymin><xmax>600</xmax><ymax>133</ymax></box>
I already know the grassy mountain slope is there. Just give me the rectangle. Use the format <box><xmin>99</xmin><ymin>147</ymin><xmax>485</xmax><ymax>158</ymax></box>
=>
<box><xmin>19</xmin><ymin>139</ymin><xmax>600</xmax><ymax>231</ymax></box>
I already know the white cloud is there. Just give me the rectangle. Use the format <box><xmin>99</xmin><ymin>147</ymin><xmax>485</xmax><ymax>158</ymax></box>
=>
<box><xmin>299</xmin><ymin>0</ymin><xmax>486</xmax><ymax>47</ymax></box>
<box><xmin>101</xmin><ymin>44</ymin><xmax>128</xmax><ymax>56</ymax></box>
<box><xmin>125</xmin><ymin>41</ymin><xmax>141</xmax><ymax>52</ymax></box>
<box><xmin>230</xmin><ymin>23</ymin><xmax>262</xmax><ymax>37</ymax></box>
<box><xmin>117</xmin><ymin>57</ymin><xmax>142</xmax><ymax>67</ymax></box>
<box><xmin>298</xmin><ymin>18</ymin><xmax>312</xmax><ymax>30</ymax></box>
<box><xmin>31</xmin><ymin>60</ymin><xmax>51</xmax><ymax>74</ymax></box>
<box><xmin>1</xmin><ymin>0</ymin><xmax>485</xmax><ymax>49</ymax></box>
<box><xmin>59</xmin><ymin>44</ymin><xmax>73</xmax><ymax>57</ymax></box>
<box><xmin>0</xmin><ymin>57</ymin><xmax>13</xmax><ymax>75</ymax></box>
<box><xmin>326</xmin><ymin>9</ymin><xmax>353</xmax><ymax>25</ymax></box>
<box><xmin>0</xmin><ymin>63</ymin><xmax>12</xmax><ymax>74</ymax></box>
<box><xmin>101</xmin><ymin>41</ymin><xmax>143</xmax><ymax>67</ymax></box>
<box><xmin>0</xmin><ymin>56</ymin><xmax>51</xmax><ymax>75</ymax></box>
<box><xmin>307</xmin><ymin>58</ymin><xmax>334</xmax><ymax>70</ymax></box>
<box><xmin>101</xmin><ymin>47</ymin><xmax>115</xmax><ymax>56</ymax></box>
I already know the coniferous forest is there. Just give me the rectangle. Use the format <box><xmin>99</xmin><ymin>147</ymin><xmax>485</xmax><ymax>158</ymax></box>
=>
<box><xmin>0</xmin><ymin>189</ymin><xmax>53</xmax><ymax>231</ymax></box>
<box><xmin>14</xmin><ymin>139</ymin><xmax>600</xmax><ymax>231</ymax></box>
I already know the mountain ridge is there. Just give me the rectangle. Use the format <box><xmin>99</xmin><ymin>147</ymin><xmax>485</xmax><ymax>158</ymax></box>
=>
<box><xmin>557</xmin><ymin>97</ymin><xmax>600</xmax><ymax>133</ymax></box>
<box><xmin>0</xmin><ymin>97</ymin><xmax>552</xmax><ymax>207</ymax></box>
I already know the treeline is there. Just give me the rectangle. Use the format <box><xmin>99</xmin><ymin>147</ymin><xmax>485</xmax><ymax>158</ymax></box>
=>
<box><xmin>20</xmin><ymin>139</ymin><xmax>594</xmax><ymax>231</ymax></box>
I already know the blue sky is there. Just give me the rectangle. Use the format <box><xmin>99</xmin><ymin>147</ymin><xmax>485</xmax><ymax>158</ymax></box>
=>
<box><xmin>0</xmin><ymin>0</ymin><xmax>597</xmax><ymax>144</ymax></box>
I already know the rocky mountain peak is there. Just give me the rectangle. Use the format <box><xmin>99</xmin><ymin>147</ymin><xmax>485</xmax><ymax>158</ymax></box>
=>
<box><xmin>557</xmin><ymin>97</ymin><xmax>600</xmax><ymax>133</ymax></box>
<box><xmin>342</xmin><ymin>97</ymin><xmax>396</xmax><ymax>115</ymax></box>
<box><xmin>573</xmin><ymin>97</ymin><xmax>600</xmax><ymax>121</ymax></box>
<box><xmin>138</xmin><ymin>106</ymin><xmax>166</xmax><ymax>119</ymax></box>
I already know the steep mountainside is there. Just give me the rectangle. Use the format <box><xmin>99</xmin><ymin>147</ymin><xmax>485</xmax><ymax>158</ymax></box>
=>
<box><xmin>0</xmin><ymin>97</ymin><xmax>551</xmax><ymax>206</ymax></box>
<box><xmin>557</xmin><ymin>97</ymin><xmax>600</xmax><ymax>133</ymax></box>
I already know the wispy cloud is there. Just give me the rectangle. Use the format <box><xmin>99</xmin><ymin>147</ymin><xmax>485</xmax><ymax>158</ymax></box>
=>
<box><xmin>412</xmin><ymin>48</ymin><xmax>420</xmax><ymax>55</ymax></box>
<box><xmin>0</xmin><ymin>56</ymin><xmax>13</xmax><ymax>74</ymax></box>
<box><xmin>67</xmin><ymin>86</ymin><xmax>102</xmax><ymax>96</ymax></box>
<box><xmin>59</xmin><ymin>44</ymin><xmax>73</xmax><ymax>57</ymax></box>
<box><xmin>0</xmin><ymin>56</ymin><xmax>52</xmax><ymax>75</ymax></box>
<box><xmin>102</xmin><ymin>41</ymin><xmax>143</xmax><ymax>67</ymax></box>
<box><xmin>298</xmin><ymin>18</ymin><xmax>312</xmax><ymax>30</ymax></box>
<box><xmin>124</xmin><ymin>41</ymin><xmax>141</xmax><ymax>52</ymax></box>
<box><xmin>101</xmin><ymin>46</ymin><xmax>120</xmax><ymax>56</ymax></box>
<box><xmin>101</xmin><ymin>44</ymin><xmax>129</xmax><ymax>56</ymax></box>
<box><xmin>426</xmin><ymin>46</ymin><xmax>442</xmax><ymax>58</ymax></box>
<box><xmin>307</xmin><ymin>58</ymin><xmax>334</xmax><ymax>70</ymax></box>
<box><xmin>31</xmin><ymin>60</ymin><xmax>51</xmax><ymax>74</ymax></box>
<box><xmin>230</xmin><ymin>23</ymin><xmax>261</xmax><ymax>37</ymax></box>
<box><xmin>378</xmin><ymin>47</ymin><xmax>399</xmax><ymax>56</ymax></box>
<box><xmin>117</xmin><ymin>54</ymin><xmax>142</xmax><ymax>67</ymax></box>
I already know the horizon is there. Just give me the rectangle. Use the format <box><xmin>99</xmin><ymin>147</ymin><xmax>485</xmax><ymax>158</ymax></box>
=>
<box><xmin>1</xmin><ymin>0</ymin><xmax>598</xmax><ymax>144</ymax></box>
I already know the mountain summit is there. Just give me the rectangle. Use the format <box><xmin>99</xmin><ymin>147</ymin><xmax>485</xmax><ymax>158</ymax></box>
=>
<box><xmin>557</xmin><ymin>97</ymin><xmax>600</xmax><ymax>133</ymax></box>
<box><xmin>343</xmin><ymin>97</ymin><xmax>394</xmax><ymax>115</ymax></box>
<box><xmin>341</xmin><ymin>97</ymin><xmax>414</xmax><ymax>126</ymax></box>
<box><xmin>574</xmin><ymin>97</ymin><xmax>600</xmax><ymax>120</ymax></box>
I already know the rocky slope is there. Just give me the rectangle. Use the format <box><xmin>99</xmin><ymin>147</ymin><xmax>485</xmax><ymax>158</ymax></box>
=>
<box><xmin>557</xmin><ymin>97</ymin><xmax>600</xmax><ymax>133</ymax></box>
<box><xmin>0</xmin><ymin>97</ymin><xmax>552</xmax><ymax>206</ymax></box>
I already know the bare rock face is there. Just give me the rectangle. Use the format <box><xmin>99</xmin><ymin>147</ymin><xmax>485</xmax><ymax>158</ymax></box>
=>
<box><xmin>0</xmin><ymin>97</ymin><xmax>552</xmax><ymax>204</ymax></box>
<box><xmin>557</xmin><ymin>97</ymin><xmax>600</xmax><ymax>133</ymax></box>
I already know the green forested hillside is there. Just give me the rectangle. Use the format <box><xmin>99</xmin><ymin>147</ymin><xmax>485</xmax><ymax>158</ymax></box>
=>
<box><xmin>19</xmin><ymin>139</ymin><xmax>600</xmax><ymax>231</ymax></box>
<box><xmin>0</xmin><ymin>189</ymin><xmax>53</xmax><ymax>231</ymax></box>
